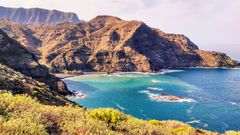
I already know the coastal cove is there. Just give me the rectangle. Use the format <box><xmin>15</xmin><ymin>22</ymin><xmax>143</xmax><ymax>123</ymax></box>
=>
<box><xmin>63</xmin><ymin>68</ymin><xmax>240</xmax><ymax>133</ymax></box>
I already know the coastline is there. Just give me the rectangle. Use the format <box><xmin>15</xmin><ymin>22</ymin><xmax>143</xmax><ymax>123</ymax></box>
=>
<box><xmin>54</xmin><ymin>67</ymin><xmax>240</xmax><ymax>79</ymax></box>
<box><xmin>54</xmin><ymin>72</ymin><xmax>107</xmax><ymax>79</ymax></box>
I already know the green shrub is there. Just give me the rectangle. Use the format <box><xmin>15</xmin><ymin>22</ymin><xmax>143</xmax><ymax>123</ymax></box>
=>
<box><xmin>0</xmin><ymin>92</ymin><xmax>238</xmax><ymax>135</ymax></box>
<box><xmin>148</xmin><ymin>119</ymin><xmax>164</xmax><ymax>126</ymax></box>
<box><xmin>88</xmin><ymin>108</ymin><xmax>126</xmax><ymax>126</ymax></box>
<box><xmin>225</xmin><ymin>131</ymin><xmax>240</xmax><ymax>135</ymax></box>
<box><xmin>0</xmin><ymin>116</ymin><xmax>47</xmax><ymax>135</ymax></box>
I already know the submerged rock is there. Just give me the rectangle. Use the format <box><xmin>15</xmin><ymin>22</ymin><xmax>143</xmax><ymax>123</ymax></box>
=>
<box><xmin>149</xmin><ymin>93</ymin><xmax>195</xmax><ymax>102</ymax></box>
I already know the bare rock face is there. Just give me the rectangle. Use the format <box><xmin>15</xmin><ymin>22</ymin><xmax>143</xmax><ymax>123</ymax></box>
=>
<box><xmin>0</xmin><ymin>29</ymin><xmax>47</xmax><ymax>77</ymax></box>
<box><xmin>0</xmin><ymin>6</ymin><xmax>81</xmax><ymax>25</ymax></box>
<box><xmin>0</xmin><ymin>19</ymin><xmax>41</xmax><ymax>54</ymax></box>
<box><xmin>0</xmin><ymin>64</ymin><xmax>74</xmax><ymax>106</ymax></box>
<box><xmin>0</xmin><ymin>29</ymin><xmax>71</xmax><ymax>95</ymax></box>
<box><xmin>0</xmin><ymin>16</ymin><xmax>237</xmax><ymax>73</ymax></box>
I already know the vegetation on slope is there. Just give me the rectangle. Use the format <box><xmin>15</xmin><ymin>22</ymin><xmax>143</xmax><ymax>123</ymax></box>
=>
<box><xmin>0</xmin><ymin>64</ymin><xmax>74</xmax><ymax>106</ymax></box>
<box><xmin>1</xmin><ymin>92</ymin><xmax>239</xmax><ymax>135</ymax></box>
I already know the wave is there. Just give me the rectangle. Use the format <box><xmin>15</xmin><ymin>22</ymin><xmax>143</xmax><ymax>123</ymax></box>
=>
<box><xmin>186</xmin><ymin>105</ymin><xmax>195</xmax><ymax>114</ymax></box>
<box><xmin>66</xmin><ymin>91</ymin><xmax>86</xmax><ymax>99</ymax></box>
<box><xmin>108</xmin><ymin>70</ymin><xmax>184</xmax><ymax>77</ymax></box>
<box><xmin>186</xmin><ymin>120</ymin><xmax>201</xmax><ymax>124</ymax></box>
<box><xmin>109</xmin><ymin>72</ymin><xmax>149</xmax><ymax>78</ymax></box>
<box><xmin>151</xmin><ymin>79</ymin><xmax>160</xmax><ymax>83</ymax></box>
<box><xmin>159</xmin><ymin>69</ymin><xmax>184</xmax><ymax>74</ymax></box>
<box><xmin>147</xmin><ymin>87</ymin><xmax>163</xmax><ymax>91</ymax></box>
<box><xmin>114</xmin><ymin>102</ymin><xmax>127</xmax><ymax>110</ymax></box>
<box><xmin>186</xmin><ymin>120</ymin><xmax>208</xmax><ymax>127</ymax></box>
<box><xmin>229</xmin><ymin>101</ymin><xmax>240</xmax><ymax>106</ymax></box>
<box><xmin>139</xmin><ymin>90</ymin><xmax>151</xmax><ymax>94</ymax></box>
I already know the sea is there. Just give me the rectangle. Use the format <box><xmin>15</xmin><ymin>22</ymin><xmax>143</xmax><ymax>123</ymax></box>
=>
<box><xmin>63</xmin><ymin>68</ymin><xmax>240</xmax><ymax>133</ymax></box>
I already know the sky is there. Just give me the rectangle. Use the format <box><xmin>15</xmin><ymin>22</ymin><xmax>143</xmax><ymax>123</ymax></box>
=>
<box><xmin>0</xmin><ymin>0</ymin><xmax>239</xmax><ymax>60</ymax></box>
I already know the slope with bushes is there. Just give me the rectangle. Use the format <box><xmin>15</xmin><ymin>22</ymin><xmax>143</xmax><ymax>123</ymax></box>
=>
<box><xmin>3</xmin><ymin>93</ymin><xmax>239</xmax><ymax>135</ymax></box>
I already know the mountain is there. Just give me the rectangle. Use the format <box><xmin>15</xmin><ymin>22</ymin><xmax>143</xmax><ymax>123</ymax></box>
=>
<box><xmin>0</xmin><ymin>29</ymin><xmax>71</xmax><ymax>95</ymax></box>
<box><xmin>0</xmin><ymin>6</ymin><xmax>81</xmax><ymax>25</ymax></box>
<box><xmin>0</xmin><ymin>16</ymin><xmax>237</xmax><ymax>73</ymax></box>
<box><xmin>0</xmin><ymin>19</ymin><xmax>41</xmax><ymax>54</ymax></box>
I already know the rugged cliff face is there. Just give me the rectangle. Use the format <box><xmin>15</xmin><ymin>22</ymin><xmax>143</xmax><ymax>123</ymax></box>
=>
<box><xmin>0</xmin><ymin>6</ymin><xmax>81</xmax><ymax>25</ymax></box>
<box><xmin>0</xmin><ymin>19</ymin><xmax>41</xmax><ymax>54</ymax></box>
<box><xmin>0</xmin><ymin>64</ymin><xmax>74</xmax><ymax>106</ymax></box>
<box><xmin>0</xmin><ymin>16</ymin><xmax>237</xmax><ymax>72</ymax></box>
<box><xmin>0</xmin><ymin>29</ymin><xmax>71</xmax><ymax>95</ymax></box>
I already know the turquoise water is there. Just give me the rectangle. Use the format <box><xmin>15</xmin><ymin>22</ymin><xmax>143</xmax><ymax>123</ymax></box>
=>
<box><xmin>63</xmin><ymin>68</ymin><xmax>240</xmax><ymax>133</ymax></box>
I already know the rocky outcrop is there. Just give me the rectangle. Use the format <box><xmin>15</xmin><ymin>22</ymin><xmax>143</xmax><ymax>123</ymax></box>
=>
<box><xmin>0</xmin><ymin>6</ymin><xmax>81</xmax><ymax>25</ymax></box>
<box><xmin>0</xmin><ymin>19</ymin><xmax>41</xmax><ymax>54</ymax></box>
<box><xmin>0</xmin><ymin>29</ymin><xmax>71</xmax><ymax>95</ymax></box>
<box><xmin>0</xmin><ymin>64</ymin><xmax>74</xmax><ymax>106</ymax></box>
<box><xmin>0</xmin><ymin>16</ymin><xmax>237</xmax><ymax>72</ymax></box>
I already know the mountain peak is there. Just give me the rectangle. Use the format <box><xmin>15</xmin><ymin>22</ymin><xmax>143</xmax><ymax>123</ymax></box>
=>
<box><xmin>91</xmin><ymin>15</ymin><xmax>122</xmax><ymax>21</ymax></box>
<box><xmin>89</xmin><ymin>15</ymin><xmax>122</xmax><ymax>25</ymax></box>
<box><xmin>0</xmin><ymin>6</ymin><xmax>82</xmax><ymax>25</ymax></box>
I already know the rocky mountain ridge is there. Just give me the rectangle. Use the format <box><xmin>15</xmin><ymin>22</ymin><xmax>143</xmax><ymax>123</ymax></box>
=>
<box><xmin>0</xmin><ymin>6</ymin><xmax>81</xmax><ymax>25</ymax></box>
<box><xmin>0</xmin><ymin>29</ymin><xmax>71</xmax><ymax>95</ymax></box>
<box><xmin>0</xmin><ymin>16</ymin><xmax>237</xmax><ymax>73</ymax></box>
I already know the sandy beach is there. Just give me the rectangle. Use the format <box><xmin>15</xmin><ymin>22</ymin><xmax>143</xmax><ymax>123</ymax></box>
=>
<box><xmin>53</xmin><ymin>72</ymin><xmax>107</xmax><ymax>79</ymax></box>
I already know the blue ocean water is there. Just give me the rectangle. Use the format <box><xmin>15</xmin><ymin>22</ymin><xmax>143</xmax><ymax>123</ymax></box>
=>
<box><xmin>63</xmin><ymin>68</ymin><xmax>240</xmax><ymax>133</ymax></box>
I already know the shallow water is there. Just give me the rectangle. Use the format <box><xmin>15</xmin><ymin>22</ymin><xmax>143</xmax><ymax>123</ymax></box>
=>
<box><xmin>63</xmin><ymin>68</ymin><xmax>240</xmax><ymax>133</ymax></box>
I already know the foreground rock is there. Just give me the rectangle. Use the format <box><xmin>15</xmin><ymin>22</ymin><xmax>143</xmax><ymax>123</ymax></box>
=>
<box><xmin>0</xmin><ymin>16</ymin><xmax>238</xmax><ymax>73</ymax></box>
<box><xmin>0</xmin><ymin>29</ymin><xmax>71</xmax><ymax>95</ymax></box>
<box><xmin>0</xmin><ymin>64</ymin><xmax>74</xmax><ymax>106</ymax></box>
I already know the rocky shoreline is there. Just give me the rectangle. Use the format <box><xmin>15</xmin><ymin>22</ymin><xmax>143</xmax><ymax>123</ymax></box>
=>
<box><xmin>66</xmin><ymin>92</ymin><xmax>86</xmax><ymax>99</ymax></box>
<box><xmin>149</xmin><ymin>94</ymin><xmax>195</xmax><ymax>102</ymax></box>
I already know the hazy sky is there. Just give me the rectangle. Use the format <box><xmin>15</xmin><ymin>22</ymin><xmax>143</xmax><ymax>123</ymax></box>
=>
<box><xmin>0</xmin><ymin>0</ymin><xmax>239</xmax><ymax>60</ymax></box>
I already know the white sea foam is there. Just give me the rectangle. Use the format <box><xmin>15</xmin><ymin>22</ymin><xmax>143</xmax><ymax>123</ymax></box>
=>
<box><xmin>110</xmin><ymin>72</ymin><xmax>148</xmax><ymax>78</ymax></box>
<box><xmin>114</xmin><ymin>102</ymin><xmax>127</xmax><ymax>110</ymax></box>
<box><xmin>229</xmin><ymin>101</ymin><xmax>240</xmax><ymax>106</ymax></box>
<box><xmin>147</xmin><ymin>87</ymin><xmax>163</xmax><ymax>91</ymax></box>
<box><xmin>108</xmin><ymin>70</ymin><xmax>184</xmax><ymax>77</ymax></box>
<box><xmin>186</xmin><ymin>120</ymin><xmax>208</xmax><ymax>128</ymax></box>
<box><xmin>186</xmin><ymin>105</ymin><xmax>194</xmax><ymax>114</ymax></box>
<box><xmin>223</xmin><ymin>122</ymin><xmax>229</xmax><ymax>128</ymax></box>
<box><xmin>186</xmin><ymin>120</ymin><xmax>201</xmax><ymax>124</ymax></box>
<box><xmin>151</xmin><ymin>79</ymin><xmax>160</xmax><ymax>83</ymax></box>
<box><xmin>203</xmin><ymin>123</ymin><xmax>208</xmax><ymax>127</ymax></box>
<box><xmin>140</xmin><ymin>90</ymin><xmax>196</xmax><ymax>103</ymax></box>
<box><xmin>159</xmin><ymin>69</ymin><xmax>184</xmax><ymax>74</ymax></box>
<box><xmin>139</xmin><ymin>90</ymin><xmax>150</xmax><ymax>94</ymax></box>
<box><xmin>230</xmin><ymin>102</ymin><xmax>237</xmax><ymax>105</ymax></box>
<box><xmin>66</xmin><ymin>91</ymin><xmax>86</xmax><ymax>99</ymax></box>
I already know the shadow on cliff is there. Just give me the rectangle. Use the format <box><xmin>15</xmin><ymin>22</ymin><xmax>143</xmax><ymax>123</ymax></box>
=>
<box><xmin>63</xmin><ymin>79</ymin><xmax>99</xmax><ymax>93</ymax></box>
<box><xmin>126</xmin><ymin>23</ymin><xmax>204</xmax><ymax>70</ymax></box>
